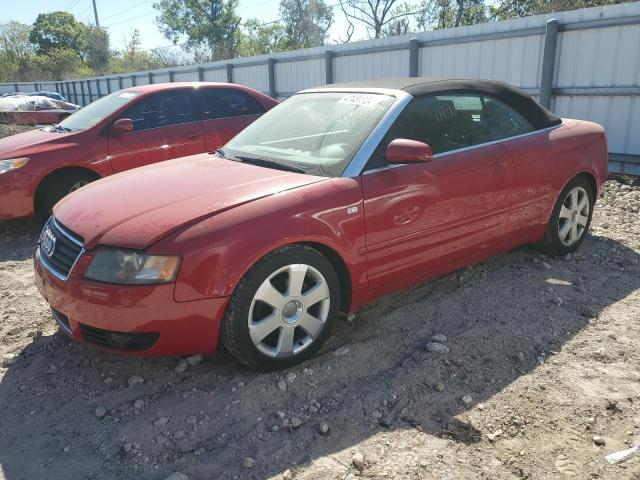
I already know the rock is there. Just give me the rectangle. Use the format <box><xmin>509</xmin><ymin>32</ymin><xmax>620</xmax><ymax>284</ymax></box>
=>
<box><xmin>277</xmin><ymin>411</ymin><xmax>287</xmax><ymax>419</ymax></box>
<box><xmin>542</xmin><ymin>261</ymin><xmax>552</xmax><ymax>270</ymax></box>
<box><xmin>133</xmin><ymin>399</ymin><xmax>144</xmax><ymax>410</ymax></box>
<box><xmin>94</xmin><ymin>406</ymin><xmax>107</xmax><ymax>418</ymax></box>
<box><xmin>581</xmin><ymin>306</ymin><xmax>599</xmax><ymax>318</ymax></box>
<box><xmin>63</xmin><ymin>445</ymin><xmax>71</xmax><ymax>453</ymax></box>
<box><xmin>290</xmin><ymin>417</ymin><xmax>302</xmax><ymax>429</ymax></box>
<box><xmin>303</xmin><ymin>368</ymin><xmax>313</xmax><ymax>375</ymax></box>
<box><xmin>461</xmin><ymin>395</ymin><xmax>473</xmax><ymax>406</ymax></box>
<box><xmin>593</xmin><ymin>435</ymin><xmax>605</xmax><ymax>446</ymax></box>
<box><xmin>346</xmin><ymin>313</ymin><xmax>356</xmax><ymax>322</ymax></box>
<box><xmin>487</xmin><ymin>429</ymin><xmax>503</xmax><ymax>442</ymax></box>
<box><xmin>243</xmin><ymin>457</ymin><xmax>256</xmax><ymax>469</ymax></box>
<box><xmin>352</xmin><ymin>451</ymin><xmax>365</xmax><ymax>471</ymax></box>
<box><xmin>127</xmin><ymin>375</ymin><xmax>144</xmax><ymax>387</ymax></box>
<box><xmin>186</xmin><ymin>354</ymin><xmax>202</xmax><ymax>367</ymax></box>
<box><xmin>282</xmin><ymin>469</ymin><xmax>294</xmax><ymax>480</ymax></box>
<box><xmin>285</xmin><ymin>372</ymin><xmax>297</xmax><ymax>383</ymax></box>
<box><xmin>1</xmin><ymin>353</ymin><xmax>17</xmax><ymax>367</ymax></box>
<box><xmin>517</xmin><ymin>352</ymin><xmax>525</xmax><ymax>363</ymax></box>
<box><xmin>174</xmin><ymin>359</ymin><xmax>188</xmax><ymax>373</ymax></box>
<box><xmin>153</xmin><ymin>416</ymin><xmax>170</xmax><ymax>427</ymax></box>
<box><xmin>334</xmin><ymin>346</ymin><xmax>350</xmax><ymax>356</ymax></box>
<box><xmin>164</xmin><ymin>473</ymin><xmax>189</xmax><ymax>480</ymax></box>
<box><xmin>552</xmin><ymin>296</ymin><xmax>563</xmax><ymax>306</ymax></box>
<box><xmin>426</xmin><ymin>342</ymin><xmax>450</xmax><ymax>354</ymax></box>
<box><xmin>434</xmin><ymin>382</ymin><xmax>445</xmax><ymax>392</ymax></box>
<box><xmin>430</xmin><ymin>334</ymin><xmax>447</xmax><ymax>343</ymax></box>
<box><xmin>276</xmin><ymin>378</ymin><xmax>288</xmax><ymax>392</ymax></box>
<box><xmin>319</xmin><ymin>422</ymin><xmax>329</xmax><ymax>435</ymax></box>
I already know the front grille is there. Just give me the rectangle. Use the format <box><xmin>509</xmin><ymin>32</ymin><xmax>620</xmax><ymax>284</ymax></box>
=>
<box><xmin>79</xmin><ymin>324</ymin><xmax>159</xmax><ymax>351</ymax></box>
<box><xmin>38</xmin><ymin>217</ymin><xmax>84</xmax><ymax>280</ymax></box>
<box><xmin>51</xmin><ymin>308</ymin><xmax>72</xmax><ymax>335</ymax></box>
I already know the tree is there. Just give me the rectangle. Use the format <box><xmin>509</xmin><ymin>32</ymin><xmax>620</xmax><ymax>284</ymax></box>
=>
<box><xmin>417</xmin><ymin>0</ymin><xmax>486</xmax><ymax>30</ymax></box>
<box><xmin>80</xmin><ymin>25</ymin><xmax>110</xmax><ymax>73</ymax></box>
<box><xmin>154</xmin><ymin>0</ymin><xmax>241</xmax><ymax>61</ymax></box>
<box><xmin>279</xmin><ymin>0</ymin><xmax>333</xmax><ymax>49</ymax></box>
<box><xmin>237</xmin><ymin>19</ymin><xmax>290</xmax><ymax>56</ymax></box>
<box><xmin>29</xmin><ymin>12</ymin><xmax>84</xmax><ymax>55</ymax></box>
<box><xmin>339</xmin><ymin>0</ymin><xmax>413</xmax><ymax>38</ymax></box>
<box><xmin>382</xmin><ymin>3</ymin><xmax>415</xmax><ymax>36</ymax></box>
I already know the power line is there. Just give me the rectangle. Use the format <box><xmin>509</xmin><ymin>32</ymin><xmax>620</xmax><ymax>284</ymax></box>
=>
<box><xmin>101</xmin><ymin>0</ymin><xmax>152</xmax><ymax>22</ymax></box>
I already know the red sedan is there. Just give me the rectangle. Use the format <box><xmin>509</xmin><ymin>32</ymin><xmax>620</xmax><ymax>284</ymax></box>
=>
<box><xmin>0</xmin><ymin>82</ymin><xmax>277</xmax><ymax>220</ymax></box>
<box><xmin>33</xmin><ymin>78</ymin><xmax>608</xmax><ymax>370</ymax></box>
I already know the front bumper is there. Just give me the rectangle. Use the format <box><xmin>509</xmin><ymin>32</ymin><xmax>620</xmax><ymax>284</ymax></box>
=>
<box><xmin>34</xmin><ymin>247</ymin><xmax>229</xmax><ymax>356</ymax></box>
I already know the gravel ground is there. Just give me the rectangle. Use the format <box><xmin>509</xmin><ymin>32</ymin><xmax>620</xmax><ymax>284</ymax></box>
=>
<box><xmin>1</xmin><ymin>171</ymin><xmax>639</xmax><ymax>479</ymax></box>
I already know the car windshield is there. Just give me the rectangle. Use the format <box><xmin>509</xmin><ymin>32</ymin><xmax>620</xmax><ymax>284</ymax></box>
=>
<box><xmin>223</xmin><ymin>92</ymin><xmax>396</xmax><ymax>177</ymax></box>
<box><xmin>58</xmin><ymin>91</ymin><xmax>139</xmax><ymax>131</ymax></box>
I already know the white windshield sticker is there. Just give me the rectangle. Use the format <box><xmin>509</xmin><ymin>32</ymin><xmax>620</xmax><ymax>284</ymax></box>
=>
<box><xmin>118</xmin><ymin>92</ymin><xmax>137</xmax><ymax>99</ymax></box>
<box><xmin>338</xmin><ymin>94</ymin><xmax>387</xmax><ymax>106</ymax></box>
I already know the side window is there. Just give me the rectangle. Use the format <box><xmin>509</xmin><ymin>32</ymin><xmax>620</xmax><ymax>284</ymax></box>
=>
<box><xmin>122</xmin><ymin>91</ymin><xmax>194</xmax><ymax>132</ymax></box>
<box><xmin>365</xmin><ymin>93</ymin><xmax>534</xmax><ymax>170</ymax></box>
<box><xmin>200</xmin><ymin>89</ymin><xmax>264</xmax><ymax>120</ymax></box>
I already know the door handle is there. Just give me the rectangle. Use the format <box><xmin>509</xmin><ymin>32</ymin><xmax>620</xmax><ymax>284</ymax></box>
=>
<box><xmin>491</xmin><ymin>161</ymin><xmax>507</xmax><ymax>174</ymax></box>
<box><xmin>185</xmin><ymin>132</ymin><xmax>200</xmax><ymax>139</ymax></box>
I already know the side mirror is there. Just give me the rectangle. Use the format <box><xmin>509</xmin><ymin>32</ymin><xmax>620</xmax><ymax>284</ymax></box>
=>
<box><xmin>112</xmin><ymin>118</ymin><xmax>133</xmax><ymax>135</ymax></box>
<box><xmin>386</xmin><ymin>139</ymin><xmax>432</xmax><ymax>164</ymax></box>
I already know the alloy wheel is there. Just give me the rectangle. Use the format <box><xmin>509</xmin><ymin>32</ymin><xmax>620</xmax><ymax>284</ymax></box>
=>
<box><xmin>558</xmin><ymin>186</ymin><xmax>590</xmax><ymax>246</ymax></box>
<box><xmin>248</xmin><ymin>264</ymin><xmax>331</xmax><ymax>358</ymax></box>
<box><xmin>68</xmin><ymin>180</ymin><xmax>90</xmax><ymax>193</ymax></box>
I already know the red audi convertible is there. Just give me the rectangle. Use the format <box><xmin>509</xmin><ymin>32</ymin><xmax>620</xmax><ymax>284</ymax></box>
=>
<box><xmin>0</xmin><ymin>82</ymin><xmax>277</xmax><ymax>220</ymax></box>
<box><xmin>33</xmin><ymin>78</ymin><xmax>608</xmax><ymax>369</ymax></box>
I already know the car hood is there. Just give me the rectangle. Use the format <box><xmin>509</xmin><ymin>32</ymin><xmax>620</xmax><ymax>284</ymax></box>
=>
<box><xmin>54</xmin><ymin>154</ymin><xmax>327</xmax><ymax>250</ymax></box>
<box><xmin>0</xmin><ymin>128</ymin><xmax>79</xmax><ymax>158</ymax></box>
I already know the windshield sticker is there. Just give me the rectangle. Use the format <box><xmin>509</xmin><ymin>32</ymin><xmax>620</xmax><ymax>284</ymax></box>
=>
<box><xmin>118</xmin><ymin>92</ymin><xmax>137</xmax><ymax>99</ymax></box>
<box><xmin>338</xmin><ymin>94</ymin><xmax>387</xmax><ymax>106</ymax></box>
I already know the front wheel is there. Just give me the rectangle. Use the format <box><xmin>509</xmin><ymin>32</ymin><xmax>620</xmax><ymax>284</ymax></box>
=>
<box><xmin>36</xmin><ymin>171</ymin><xmax>97</xmax><ymax>222</ymax></box>
<box><xmin>540</xmin><ymin>177</ymin><xmax>594</xmax><ymax>256</ymax></box>
<box><xmin>221</xmin><ymin>245</ymin><xmax>341</xmax><ymax>370</ymax></box>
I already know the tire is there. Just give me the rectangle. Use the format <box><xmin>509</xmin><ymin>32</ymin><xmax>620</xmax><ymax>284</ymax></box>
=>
<box><xmin>221</xmin><ymin>244</ymin><xmax>341</xmax><ymax>370</ymax></box>
<box><xmin>36</xmin><ymin>171</ymin><xmax>97</xmax><ymax>222</ymax></box>
<box><xmin>540</xmin><ymin>176</ymin><xmax>595</xmax><ymax>256</ymax></box>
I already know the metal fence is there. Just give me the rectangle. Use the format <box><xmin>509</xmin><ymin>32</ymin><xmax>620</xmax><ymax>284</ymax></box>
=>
<box><xmin>2</xmin><ymin>2</ymin><xmax>639</xmax><ymax>173</ymax></box>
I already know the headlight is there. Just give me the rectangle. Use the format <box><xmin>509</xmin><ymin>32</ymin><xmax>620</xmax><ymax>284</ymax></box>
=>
<box><xmin>84</xmin><ymin>249</ymin><xmax>181</xmax><ymax>284</ymax></box>
<box><xmin>0</xmin><ymin>157</ymin><xmax>29</xmax><ymax>175</ymax></box>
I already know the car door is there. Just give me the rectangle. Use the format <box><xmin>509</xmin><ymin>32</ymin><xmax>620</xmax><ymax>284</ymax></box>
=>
<box><xmin>197</xmin><ymin>88</ymin><xmax>265</xmax><ymax>151</ymax></box>
<box><xmin>162</xmin><ymin>89</ymin><xmax>205</xmax><ymax>160</ymax></box>
<box><xmin>361</xmin><ymin>93</ymin><xmax>516</xmax><ymax>292</ymax></box>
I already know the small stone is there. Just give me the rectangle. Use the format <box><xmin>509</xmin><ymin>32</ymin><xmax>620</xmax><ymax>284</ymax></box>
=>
<box><xmin>95</xmin><ymin>406</ymin><xmax>107</xmax><ymax>418</ymax></box>
<box><xmin>277</xmin><ymin>411</ymin><xmax>287</xmax><ymax>419</ymax></box>
<box><xmin>164</xmin><ymin>473</ymin><xmax>189</xmax><ymax>480</ymax></box>
<box><xmin>290</xmin><ymin>417</ymin><xmax>302</xmax><ymax>429</ymax></box>
<box><xmin>303</xmin><ymin>368</ymin><xmax>313</xmax><ymax>375</ymax></box>
<box><xmin>517</xmin><ymin>352</ymin><xmax>525</xmax><ymax>363</ymax></box>
<box><xmin>541</xmin><ymin>261</ymin><xmax>552</xmax><ymax>270</ymax></box>
<box><xmin>461</xmin><ymin>395</ymin><xmax>473</xmax><ymax>406</ymax></box>
<box><xmin>63</xmin><ymin>445</ymin><xmax>71</xmax><ymax>453</ymax></box>
<box><xmin>133</xmin><ymin>399</ymin><xmax>144</xmax><ymax>410</ymax></box>
<box><xmin>186</xmin><ymin>354</ymin><xmax>202</xmax><ymax>367</ymax></box>
<box><xmin>243</xmin><ymin>457</ymin><xmax>256</xmax><ymax>469</ymax></box>
<box><xmin>127</xmin><ymin>375</ymin><xmax>144</xmax><ymax>386</ymax></box>
<box><xmin>334</xmin><ymin>346</ymin><xmax>350</xmax><ymax>356</ymax></box>
<box><xmin>285</xmin><ymin>372</ymin><xmax>297</xmax><ymax>383</ymax></box>
<box><xmin>430</xmin><ymin>334</ymin><xmax>447</xmax><ymax>343</ymax></box>
<box><xmin>319</xmin><ymin>422</ymin><xmax>329</xmax><ymax>435</ymax></box>
<box><xmin>434</xmin><ymin>382</ymin><xmax>445</xmax><ymax>392</ymax></box>
<box><xmin>153</xmin><ymin>416</ymin><xmax>170</xmax><ymax>427</ymax></box>
<box><xmin>593</xmin><ymin>435</ymin><xmax>605</xmax><ymax>446</ymax></box>
<box><xmin>1</xmin><ymin>353</ymin><xmax>17</xmax><ymax>367</ymax></box>
<box><xmin>352</xmin><ymin>451</ymin><xmax>365</xmax><ymax>471</ymax></box>
<box><xmin>174</xmin><ymin>359</ymin><xmax>188</xmax><ymax>373</ymax></box>
<box><xmin>276</xmin><ymin>378</ymin><xmax>288</xmax><ymax>392</ymax></box>
<box><xmin>426</xmin><ymin>342</ymin><xmax>450</xmax><ymax>354</ymax></box>
<box><xmin>552</xmin><ymin>296</ymin><xmax>563</xmax><ymax>306</ymax></box>
<box><xmin>282</xmin><ymin>469</ymin><xmax>293</xmax><ymax>480</ymax></box>
<box><xmin>487</xmin><ymin>429</ymin><xmax>503</xmax><ymax>442</ymax></box>
<box><xmin>477</xmin><ymin>403</ymin><xmax>485</xmax><ymax>411</ymax></box>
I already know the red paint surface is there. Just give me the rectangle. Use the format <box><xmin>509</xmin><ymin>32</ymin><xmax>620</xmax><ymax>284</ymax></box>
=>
<box><xmin>34</xmin><ymin>117</ymin><xmax>608</xmax><ymax>356</ymax></box>
<box><xmin>0</xmin><ymin>82</ymin><xmax>277</xmax><ymax>219</ymax></box>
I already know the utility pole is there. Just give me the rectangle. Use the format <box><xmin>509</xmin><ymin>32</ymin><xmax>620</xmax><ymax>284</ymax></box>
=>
<box><xmin>92</xmin><ymin>0</ymin><xmax>100</xmax><ymax>27</ymax></box>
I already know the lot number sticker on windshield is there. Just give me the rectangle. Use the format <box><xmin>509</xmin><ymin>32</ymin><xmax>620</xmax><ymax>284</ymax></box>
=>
<box><xmin>118</xmin><ymin>92</ymin><xmax>137</xmax><ymax>99</ymax></box>
<box><xmin>338</xmin><ymin>94</ymin><xmax>387</xmax><ymax>106</ymax></box>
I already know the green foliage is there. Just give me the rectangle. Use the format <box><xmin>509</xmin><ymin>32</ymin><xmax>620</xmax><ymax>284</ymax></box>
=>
<box><xmin>154</xmin><ymin>0</ymin><xmax>241</xmax><ymax>61</ymax></box>
<box><xmin>237</xmin><ymin>20</ymin><xmax>290</xmax><ymax>57</ymax></box>
<box><xmin>279</xmin><ymin>0</ymin><xmax>333</xmax><ymax>49</ymax></box>
<box><xmin>29</xmin><ymin>12</ymin><xmax>85</xmax><ymax>55</ymax></box>
<box><xmin>80</xmin><ymin>26</ymin><xmax>110</xmax><ymax>74</ymax></box>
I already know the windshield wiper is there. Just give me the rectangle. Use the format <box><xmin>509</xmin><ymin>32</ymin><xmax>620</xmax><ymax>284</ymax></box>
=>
<box><xmin>234</xmin><ymin>155</ymin><xmax>306</xmax><ymax>174</ymax></box>
<box><xmin>49</xmin><ymin>124</ymin><xmax>71</xmax><ymax>133</ymax></box>
<box><xmin>213</xmin><ymin>148</ymin><xmax>227</xmax><ymax>158</ymax></box>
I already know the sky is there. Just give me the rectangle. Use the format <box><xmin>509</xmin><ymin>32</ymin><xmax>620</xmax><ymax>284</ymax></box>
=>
<box><xmin>2</xmin><ymin>0</ymin><xmax>377</xmax><ymax>52</ymax></box>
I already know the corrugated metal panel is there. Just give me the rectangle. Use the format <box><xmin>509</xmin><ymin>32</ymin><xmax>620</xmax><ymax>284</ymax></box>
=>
<box><xmin>275</xmin><ymin>59</ymin><xmax>324</xmax><ymax>93</ymax></box>
<box><xmin>334</xmin><ymin>50</ymin><xmax>410</xmax><ymax>82</ymax></box>
<box><xmin>233</xmin><ymin>65</ymin><xmax>269</xmax><ymax>93</ymax></box>
<box><xmin>173</xmin><ymin>71</ymin><xmax>198</xmax><ymax>82</ymax></box>
<box><xmin>203</xmin><ymin>69</ymin><xmax>227</xmax><ymax>82</ymax></box>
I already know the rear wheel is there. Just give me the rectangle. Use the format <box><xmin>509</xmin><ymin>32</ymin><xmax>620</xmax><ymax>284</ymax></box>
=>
<box><xmin>221</xmin><ymin>245</ymin><xmax>341</xmax><ymax>370</ymax></box>
<box><xmin>36</xmin><ymin>171</ymin><xmax>97</xmax><ymax>222</ymax></box>
<box><xmin>540</xmin><ymin>177</ymin><xmax>594</xmax><ymax>256</ymax></box>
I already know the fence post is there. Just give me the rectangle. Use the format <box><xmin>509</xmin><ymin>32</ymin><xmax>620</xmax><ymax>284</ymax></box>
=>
<box><xmin>540</xmin><ymin>19</ymin><xmax>559</xmax><ymax>109</ymax></box>
<box><xmin>87</xmin><ymin>80</ymin><xmax>93</xmax><ymax>102</ymax></box>
<box><xmin>226</xmin><ymin>63</ymin><xmax>233</xmax><ymax>83</ymax></box>
<box><xmin>197</xmin><ymin>67</ymin><xmax>204</xmax><ymax>81</ymax></box>
<box><xmin>130</xmin><ymin>74</ymin><xmax>136</xmax><ymax>87</ymax></box>
<box><xmin>118</xmin><ymin>76</ymin><xmax>123</xmax><ymax>90</ymax></box>
<box><xmin>95</xmin><ymin>79</ymin><xmax>101</xmax><ymax>98</ymax></box>
<box><xmin>169</xmin><ymin>70</ymin><xmax>174</xmax><ymax>82</ymax></box>
<box><xmin>106</xmin><ymin>77</ymin><xmax>111</xmax><ymax>94</ymax></box>
<box><xmin>71</xmin><ymin>81</ymin><xmax>77</xmax><ymax>104</ymax></box>
<box><xmin>13</xmin><ymin>83</ymin><xmax>18</xmax><ymax>93</ymax></box>
<box><xmin>325</xmin><ymin>49</ymin><xmax>334</xmax><ymax>84</ymax></box>
<box><xmin>79</xmin><ymin>81</ymin><xmax>85</xmax><ymax>106</ymax></box>
<box><xmin>148</xmin><ymin>72</ymin><xmax>154</xmax><ymax>84</ymax></box>
<box><xmin>409</xmin><ymin>38</ymin><xmax>420</xmax><ymax>77</ymax></box>
<box><xmin>34</xmin><ymin>82</ymin><xmax>38</xmax><ymax>92</ymax></box>
<box><xmin>268</xmin><ymin>58</ymin><xmax>276</xmax><ymax>97</ymax></box>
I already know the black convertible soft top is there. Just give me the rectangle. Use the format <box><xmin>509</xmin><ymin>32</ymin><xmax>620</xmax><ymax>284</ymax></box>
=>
<box><xmin>320</xmin><ymin>77</ymin><xmax>562</xmax><ymax>130</ymax></box>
